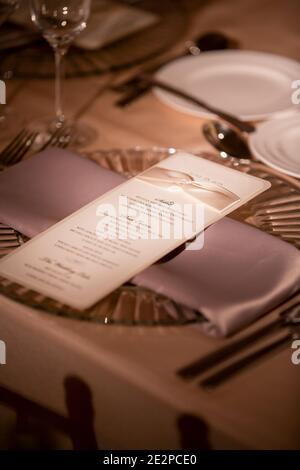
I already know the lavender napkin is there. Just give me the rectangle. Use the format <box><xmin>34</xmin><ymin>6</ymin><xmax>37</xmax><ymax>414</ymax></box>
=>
<box><xmin>0</xmin><ymin>149</ymin><xmax>299</xmax><ymax>336</ymax></box>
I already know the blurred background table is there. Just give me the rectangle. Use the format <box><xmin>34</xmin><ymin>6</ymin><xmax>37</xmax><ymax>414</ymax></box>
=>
<box><xmin>5</xmin><ymin>0</ymin><xmax>300</xmax><ymax>153</ymax></box>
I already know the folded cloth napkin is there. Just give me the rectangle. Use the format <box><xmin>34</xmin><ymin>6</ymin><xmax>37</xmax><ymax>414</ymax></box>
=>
<box><xmin>0</xmin><ymin>149</ymin><xmax>299</xmax><ymax>336</ymax></box>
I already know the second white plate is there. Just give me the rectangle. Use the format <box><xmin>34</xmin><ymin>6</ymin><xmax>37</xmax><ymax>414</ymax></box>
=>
<box><xmin>249</xmin><ymin>115</ymin><xmax>300</xmax><ymax>178</ymax></box>
<box><xmin>154</xmin><ymin>50</ymin><xmax>300</xmax><ymax>121</ymax></box>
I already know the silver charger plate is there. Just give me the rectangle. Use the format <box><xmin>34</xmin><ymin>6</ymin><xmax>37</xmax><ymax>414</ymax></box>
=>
<box><xmin>0</xmin><ymin>147</ymin><xmax>299</xmax><ymax>325</ymax></box>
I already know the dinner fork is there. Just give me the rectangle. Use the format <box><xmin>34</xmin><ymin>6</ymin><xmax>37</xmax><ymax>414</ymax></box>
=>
<box><xmin>0</xmin><ymin>129</ymin><xmax>38</xmax><ymax>167</ymax></box>
<box><xmin>0</xmin><ymin>124</ymin><xmax>72</xmax><ymax>171</ymax></box>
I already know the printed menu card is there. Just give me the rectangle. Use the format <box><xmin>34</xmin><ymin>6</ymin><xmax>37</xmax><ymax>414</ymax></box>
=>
<box><xmin>0</xmin><ymin>153</ymin><xmax>270</xmax><ymax>309</ymax></box>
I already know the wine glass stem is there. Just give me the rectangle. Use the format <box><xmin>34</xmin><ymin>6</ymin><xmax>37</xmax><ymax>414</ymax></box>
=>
<box><xmin>54</xmin><ymin>49</ymin><xmax>65</xmax><ymax>124</ymax></box>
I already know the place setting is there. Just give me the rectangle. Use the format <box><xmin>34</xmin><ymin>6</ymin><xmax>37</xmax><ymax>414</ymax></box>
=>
<box><xmin>0</xmin><ymin>2</ymin><xmax>299</xmax><ymax>336</ymax></box>
<box><xmin>0</xmin><ymin>2</ymin><xmax>300</xmax><ymax>346</ymax></box>
<box><xmin>112</xmin><ymin>30</ymin><xmax>300</xmax><ymax>249</ymax></box>
<box><xmin>153</xmin><ymin>49</ymin><xmax>300</xmax><ymax>180</ymax></box>
<box><xmin>0</xmin><ymin>0</ymin><xmax>300</xmax><ymax>454</ymax></box>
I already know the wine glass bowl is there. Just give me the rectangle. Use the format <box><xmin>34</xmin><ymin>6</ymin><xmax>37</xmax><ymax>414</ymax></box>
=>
<box><xmin>30</xmin><ymin>0</ymin><xmax>90</xmax><ymax>52</ymax></box>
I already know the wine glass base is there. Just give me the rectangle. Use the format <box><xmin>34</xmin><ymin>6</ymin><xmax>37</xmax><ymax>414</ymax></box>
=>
<box><xmin>27</xmin><ymin>116</ymin><xmax>98</xmax><ymax>150</ymax></box>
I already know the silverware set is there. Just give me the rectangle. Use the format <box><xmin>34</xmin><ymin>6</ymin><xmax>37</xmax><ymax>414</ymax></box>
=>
<box><xmin>177</xmin><ymin>295</ymin><xmax>300</xmax><ymax>388</ymax></box>
<box><xmin>0</xmin><ymin>129</ymin><xmax>38</xmax><ymax>168</ymax></box>
<box><xmin>0</xmin><ymin>123</ymin><xmax>72</xmax><ymax>170</ymax></box>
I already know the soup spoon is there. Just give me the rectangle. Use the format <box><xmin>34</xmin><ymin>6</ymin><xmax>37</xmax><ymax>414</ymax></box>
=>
<box><xmin>202</xmin><ymin>120</ymin><xmax>300</xmax><ymax>191</ymax></box>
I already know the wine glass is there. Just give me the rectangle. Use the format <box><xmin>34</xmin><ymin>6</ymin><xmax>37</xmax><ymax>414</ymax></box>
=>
<box><xmin>30</xmin><ymin>0</ymin><xmax>93</xmax><ymax>146</ymax></box>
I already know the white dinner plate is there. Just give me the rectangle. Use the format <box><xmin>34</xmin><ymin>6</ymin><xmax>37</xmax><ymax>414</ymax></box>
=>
<box><xmin>154</xmin><ymin>50</ymin><xmax>300</xmax><ymax>121</ymax></box>
<box><xmin>249</xmin><ymin>115</ymin><xmax>300</xmax><ymax>178</ymax></box>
